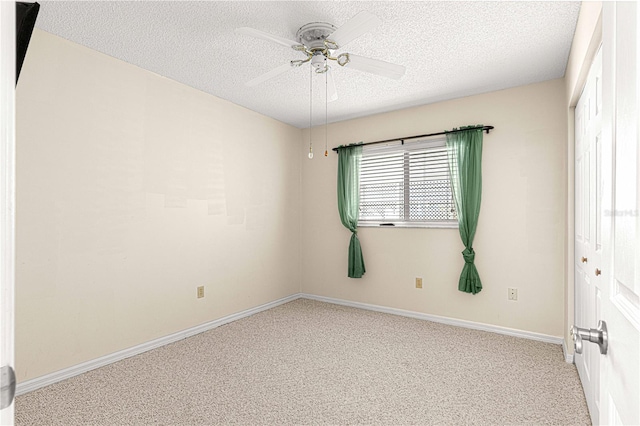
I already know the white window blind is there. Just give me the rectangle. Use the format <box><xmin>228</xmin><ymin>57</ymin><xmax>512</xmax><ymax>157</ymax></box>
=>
<box><xmin>359</xmin><ymin>138</ymin><xmax>458</xmax><ymax>227</ymax></box>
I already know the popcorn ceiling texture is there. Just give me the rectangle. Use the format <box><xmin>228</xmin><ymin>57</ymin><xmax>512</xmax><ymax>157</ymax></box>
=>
<box><xmin>15</xmin><ymin>299</ymin><xmax>590</xmax><ymax>425</ymax></box>
<box><xmin>34</xmin><ymin>1</ymin><xmax>580</xmax><ymax>128</ymax></box>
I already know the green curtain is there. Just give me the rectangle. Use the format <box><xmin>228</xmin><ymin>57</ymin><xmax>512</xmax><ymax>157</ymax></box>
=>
<box><xmin>446</xmin><ymin>126</ymin><xmax>483</xmax><ymax>294</ymax></box>
<box><xmin>337</xmin><ymin>145</ymin><xmax>365</xmax><ymax>278</ymax></box>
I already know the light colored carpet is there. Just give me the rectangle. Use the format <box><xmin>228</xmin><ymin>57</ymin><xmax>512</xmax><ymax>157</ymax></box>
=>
<box><xmin>16</xmin><ymin>299</ymin><xmax>590</xmax><ymax>425</ymax></box>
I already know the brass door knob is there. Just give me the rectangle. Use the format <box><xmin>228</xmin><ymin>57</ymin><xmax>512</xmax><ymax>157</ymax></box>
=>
<box><xmin>581</xmin><ymin>257</ymin><xmax>588</xmax><ymax>263</ymax></box>
<box><xmin>595</xmin><ymin>268</ymin><xmax>602</xmax><ymax>276</ymax></box>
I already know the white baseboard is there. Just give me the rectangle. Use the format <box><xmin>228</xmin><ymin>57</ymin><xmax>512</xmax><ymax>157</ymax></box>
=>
<box><xmin>300</xmin><ymin>293</ymin><xmax>564</xmax><ymax>345</ymax></box>
<box><xmin>16</xmin><ymin>293</ymin><xmax>299</xmax><ymax>396</ymax></box>
<box><xmin>563</xmin><ymin>339</ymin><xmax>575</xmax><ymax>363</ymax></box>
<box><xmin>18</xmin><ymin>291</ymin><xmax>567</xmax><ymax>396</ymax></box>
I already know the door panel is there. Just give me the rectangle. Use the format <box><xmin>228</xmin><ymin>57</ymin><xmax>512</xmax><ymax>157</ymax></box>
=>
<box><xmin>0</xmin><ymin>2</ymin><xmax>16</xmax><ymax>424</ymax></box>
<box><xmin>585</xmin><ymin>151</ymin><xmax>591</xmax><ymax>244</ymax></box>
<box><xmin>600</xmin><ymin>3</ymin><xmax>640</xmax><ymax>425</ymax></box>
<box><xmin>612</xmin><ymin>2</ymin><xmax>639</xmax><ymax>304</ymax></box>
<box><xmin>575</xmin><ymin>45</ymin><xmax>602</xmax><ymax>425</ymax></box>
<box><xmin>596</xmin><ymin>133</ymin><xmax>602</xmax><ymax>252</ymax></box>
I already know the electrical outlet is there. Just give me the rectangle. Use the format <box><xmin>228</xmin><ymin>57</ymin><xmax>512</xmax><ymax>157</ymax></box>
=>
<box><xmin>197</xmin><ymin>286</ymin><xmax>205</xmax><ymax>299</ymax></box>
<box><xmin>508</xmin><ymin>288</ymin><xmax>518</xmax><ymax>301</ymax></box>
<box><xmin>416</xmin><ymin>278</ymin><xmax>423</xmax><ymax>289</ymax></box>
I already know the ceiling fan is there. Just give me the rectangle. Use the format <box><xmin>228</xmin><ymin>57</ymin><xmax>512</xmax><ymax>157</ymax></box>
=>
<box><xmin>235</xmin><ymin>11</ymin><xmax>406</xmax><ymax>102</ymax></box>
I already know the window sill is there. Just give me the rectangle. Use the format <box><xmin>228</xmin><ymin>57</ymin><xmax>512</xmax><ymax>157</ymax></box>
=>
<box><xmin>358</xmin><ymin>221</ymin><xmax>459</xmax><ymax>229</ymax></box>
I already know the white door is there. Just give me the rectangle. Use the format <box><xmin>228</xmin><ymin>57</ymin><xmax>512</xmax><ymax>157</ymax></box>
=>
<box><xmin>0</xmin><ymin>2</ymin><xmax>16</xmax><ymax>425</ymax></box>
<box><xmin>575</xmin><ymin>45</ymin><xmax>603</xmax><ymax>424</ymax></box>
<box><xmin>599</xmin><ymin>2</ymin><xmax>640</xmax><ymax>425</ymax></box>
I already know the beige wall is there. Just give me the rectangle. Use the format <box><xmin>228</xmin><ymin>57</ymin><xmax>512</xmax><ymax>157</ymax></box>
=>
<box><xmin>15</xmin><ymin>18</ymin><xmax>586</xmax><ymax>383</ymax></box>
<box><xmin>302</xmin><ymin>78</ymin><xmax>567</xmax><ymax>337</ymax></box>
<box><xmin>15</xmin><ymin>30</ymin><xmax>301</xmax><ymax>382</ymax></box>
<box><xmin>563</xmin><ymin>2</ymin><xmax>602</xmax><ymax>354</ymax></box>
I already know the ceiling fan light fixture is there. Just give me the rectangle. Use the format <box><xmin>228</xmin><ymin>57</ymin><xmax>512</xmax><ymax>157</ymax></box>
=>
<box><xmin>324</xmin><ymin>39</ymin><xmax>339</xmax><ymax>50</ymax></box>
<box><xmin>312</xmin><ymin>54</ymin><xmax>328</xmax><ymax>73</ymax></box>
<box><xmin>337</xmin><ymin>53</ymin><xmax>350</xmax><ymax>67</ymax></box>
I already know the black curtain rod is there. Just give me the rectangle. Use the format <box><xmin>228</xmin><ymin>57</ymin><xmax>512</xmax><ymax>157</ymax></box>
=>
<box><xmin>331</xmin><ymin>125</ymin><xmax>494</xmax><ymax>153</ymax></box>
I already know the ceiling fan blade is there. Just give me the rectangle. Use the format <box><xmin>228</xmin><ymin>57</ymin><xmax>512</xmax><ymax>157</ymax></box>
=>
<box><xmin>340</xmin><ymin>53</ymin><xmax>405</xmax><ymax>80</ymax></box>
<box><xmin>326</xmin><ymin>11</ymin><xmax>382</xmax><ymax>49</ymax></box>
<box><xmin>326</xmin><ymin>68</ymin><xmax>338</xmax><ymax>102</ymax></box>
<box><xmin>245</xmin><ymin>62</ymin><xmax>294</xmax><ymax>87</ymax></box>
<box><xmin>235</xmin><ymin>27</ymin><xmax>302</xmax><ymax>50</ymax></box>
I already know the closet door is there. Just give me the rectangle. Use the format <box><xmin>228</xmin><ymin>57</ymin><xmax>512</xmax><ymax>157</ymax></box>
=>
<box><xmin>574</xmin><ymin>47</ymin><xmax>603</xmax><ymax>425</ymax></box>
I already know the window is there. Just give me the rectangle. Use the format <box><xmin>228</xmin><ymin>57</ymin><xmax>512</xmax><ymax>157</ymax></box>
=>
<box><xmin>359</xmin><ymin>138</ymin><xmax>458</xmax><ymax>228</ymax></box>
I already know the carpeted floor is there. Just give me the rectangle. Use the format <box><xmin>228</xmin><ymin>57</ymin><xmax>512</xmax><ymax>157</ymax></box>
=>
<box><xmin>16</xmin><ymin>299</ymin><xmax>590</xmax><ymax>425</ymax></box>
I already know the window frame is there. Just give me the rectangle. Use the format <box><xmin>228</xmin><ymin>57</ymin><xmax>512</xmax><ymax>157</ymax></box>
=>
<box><xmin>357</xmin><ymin>137</ymin><xmax>459</xmax><ymax>229</ymax></box>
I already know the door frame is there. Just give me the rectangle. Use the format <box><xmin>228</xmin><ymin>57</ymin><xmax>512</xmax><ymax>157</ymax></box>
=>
<box><xmin>566</xmin><ymin>6</ymin><xmax>603</xmax><ymax>364</ymax></box>
<box><xmin>0</xmin><ymin>1</ymin><xmax>16</xmax><ymax>424</ymax></box>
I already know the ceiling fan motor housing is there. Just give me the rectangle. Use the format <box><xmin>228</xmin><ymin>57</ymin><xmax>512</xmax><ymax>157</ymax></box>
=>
<box><xmin>296</xmin><ymin>22</ymin><xmax>337</xmax><ymax>51</ymax></box>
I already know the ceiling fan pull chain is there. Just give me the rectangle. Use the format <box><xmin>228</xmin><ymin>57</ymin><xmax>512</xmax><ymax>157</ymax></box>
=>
<box><xmin>308</xmin><ymin>63</ymin><xmax>313</xmax><ymax>159</ymax></box>
<box><xmin>325</xmin><ymin>62</ymin><xmax>328</xmax><ymax>157</ymax></box>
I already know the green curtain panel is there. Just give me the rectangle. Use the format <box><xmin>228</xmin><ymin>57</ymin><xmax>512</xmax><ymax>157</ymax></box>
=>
<box><xmin>337</xmin><ymin>145</ymin><xmax>366</xmax><ymax>278</ymax></box>
<box><xmin>446</xmin><ymin>126</ymin><xmax>483</xmax><ymax>294</ymax></box>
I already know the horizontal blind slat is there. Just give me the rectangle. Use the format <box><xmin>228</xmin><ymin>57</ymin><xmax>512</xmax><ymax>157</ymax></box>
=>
<box><xmin>360</xmin><ymin>140</ymin><xmax>457</xmax><ymax>223</ymax></box>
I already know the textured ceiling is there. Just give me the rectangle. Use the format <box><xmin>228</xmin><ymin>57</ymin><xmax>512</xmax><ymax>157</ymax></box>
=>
<box><xmin>34</xmin><ymin>1</ymin><xmax>581</xmax><ymax>129</ymax></box>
